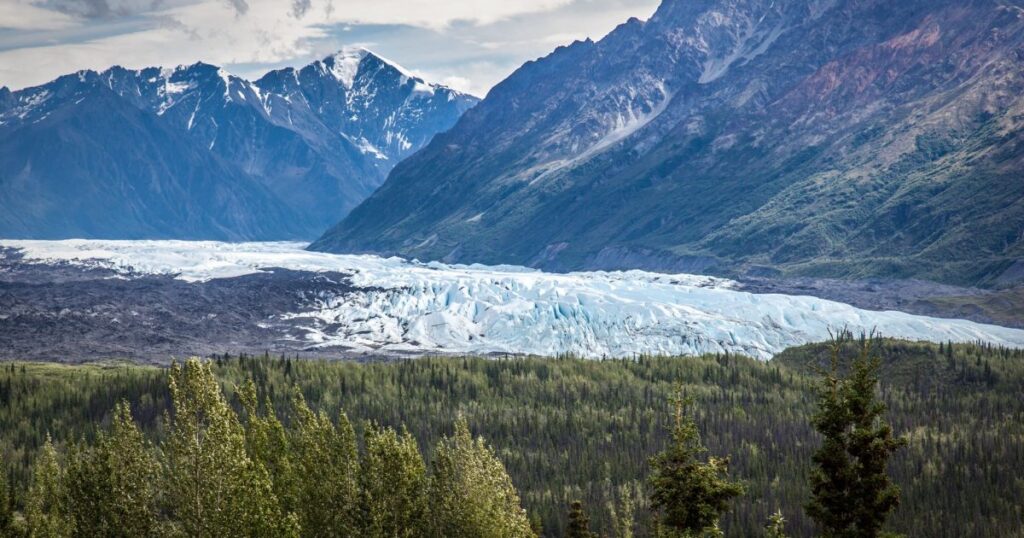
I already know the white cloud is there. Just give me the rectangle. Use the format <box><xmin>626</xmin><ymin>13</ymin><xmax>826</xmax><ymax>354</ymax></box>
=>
<box><xmin>0</xmin><ymin>1</ymin><xmax>77</xmax><ymax>30</ymax></box>
<box><xmin>0</xmin><ymin>0</ymin><xmax>659</xmax><ymax>93</ymax></box>
<box><xmin>320</xmin><ymin>0</ymin><xmax>577</xmax><ymax>30</ymax></box>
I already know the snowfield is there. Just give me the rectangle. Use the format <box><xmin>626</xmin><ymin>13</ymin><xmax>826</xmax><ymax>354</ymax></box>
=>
<box><xmin>5</xmin><ymin>239</ymin><xmax>1024</xmax><ymax>360</ymax></box>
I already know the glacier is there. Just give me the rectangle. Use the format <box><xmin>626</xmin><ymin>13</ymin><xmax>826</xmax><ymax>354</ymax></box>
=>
<box><xmin>4</xmin><ymin>239</ymin><xmax>1024</xmax><ymax>360</ymax></box>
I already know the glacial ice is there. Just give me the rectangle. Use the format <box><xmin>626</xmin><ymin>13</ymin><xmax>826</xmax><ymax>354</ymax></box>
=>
<box><xmin>4</xmin><ymin>239</ymin><xmax>1024</xmax><ymax>360</ymax></box>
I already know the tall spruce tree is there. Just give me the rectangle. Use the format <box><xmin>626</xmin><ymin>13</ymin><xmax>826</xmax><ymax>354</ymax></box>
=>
<box><xmin>649</xmin><ymin>389</ymin><xmax>743</xmax><ymax>537</ymax></box>
<box><xmin>25</xmin><ymin>435</ymin><xmax>73</xmax><ymax>538</ymax></box>
<box><xmin>163</xmin><ymin>359</ymin><xmax>296</xmax><ymax>538</ymax></box>
<box><xmin>428</xmin><ymin>417</ymin><xmax>535</xmax><ymax>538</ymax></box>
<box><xmin>359</xmin><ymin>423</ymin><xmax>428</xmax><ymax>538</ymax></box>
<box><xmin>805</xmin><ymin>335</ymin><xmax>906</xmax><ymax>538</ymax></box>
<box><xmin>566</xmin><ymin>501</ymin><xmax>596</xmax><ymax>538</ymax></box>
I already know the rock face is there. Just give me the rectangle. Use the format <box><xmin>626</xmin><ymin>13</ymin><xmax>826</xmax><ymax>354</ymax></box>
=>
<box><xmin>311</xmin><ymin>0</ymin><xmax>1024</xmax><ymax>287</ymax></box>
<box><xmin>0</xmin><ymin>49</ymin><xmax>478</xmax><ymax>240</ymax></box>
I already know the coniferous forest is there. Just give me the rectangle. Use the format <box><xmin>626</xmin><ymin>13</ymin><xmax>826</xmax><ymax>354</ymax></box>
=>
<box><xmin>0</xmin><ymin>338</ymin><xmax>1022</xmax><ymax>537</ymax></box>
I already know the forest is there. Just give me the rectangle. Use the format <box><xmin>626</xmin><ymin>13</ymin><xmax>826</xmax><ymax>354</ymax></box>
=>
<box><xmin>0</xmin><ymin>338</ymin><xmax>1022</xmax><ymax>537</ymax></box>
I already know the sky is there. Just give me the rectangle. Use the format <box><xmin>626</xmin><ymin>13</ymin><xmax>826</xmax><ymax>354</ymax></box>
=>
<box><xmin>0</xmin><ymin>0</ymin><xmax>660</xmax><ymax>97</ymax></box>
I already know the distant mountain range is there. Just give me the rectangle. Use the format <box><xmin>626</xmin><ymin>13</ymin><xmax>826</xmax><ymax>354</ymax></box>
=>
<box><xmin>0</xmin><ymin>48</ymin><xmax>478</xmax><ymax>240</ymax></box>
<box><xmin>312</xmin><ymin>0</ymin><xmax>1024</xmax><ymax>287</ymax></box>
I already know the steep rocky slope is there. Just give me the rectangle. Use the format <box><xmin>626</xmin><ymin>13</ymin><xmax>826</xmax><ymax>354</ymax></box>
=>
<box><xmin>312</xmin><ymin>0</ymin><xmax>1024</xmax><ymax>287</ymax></box>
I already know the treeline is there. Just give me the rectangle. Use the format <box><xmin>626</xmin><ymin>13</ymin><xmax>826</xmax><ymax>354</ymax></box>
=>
<box><xmin>1</xmin><ymin>339</ymin><xmax>1022</xmax><ymax>536</ymax></box>
<box><xmin>2</xmin><ymin>359</ymin><xmax>535</xmax><ymax>537</ymax></box>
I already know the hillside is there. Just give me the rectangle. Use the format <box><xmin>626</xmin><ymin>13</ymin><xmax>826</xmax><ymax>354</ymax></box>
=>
<box><xmin>311</xmin><ymin>0</ymin><xmax>1024</xmax><ymax>287</ymax></box>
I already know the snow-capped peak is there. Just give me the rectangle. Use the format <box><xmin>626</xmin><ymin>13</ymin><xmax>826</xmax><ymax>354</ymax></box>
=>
<box><xmin>320</xmin><ymin>46</ymin><xmax>436</xmax><ymax>92</ymax></box>
<box><xmin>324</xmin><ymin>47</ymin><xmax>371</xmax><ymax>89</ymax></box>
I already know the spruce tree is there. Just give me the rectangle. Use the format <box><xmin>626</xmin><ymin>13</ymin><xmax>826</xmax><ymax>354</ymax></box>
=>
<box><xmin>428</xmin><ymin>417</ymin><xmax>535</xmax><ymax>538</ymax></box>
<box><xmin>566</xmin><ymin>500</ymin><xmax>596</xmax><ymax>538</ymax></box>
<box><xmin>25</xmin><ymin>435</ymin><xmax>73</xmax><ymax>538</ymax></box>
<box><xmin>359</xmin><ymin>423</ymin><xmax>428</xmax><ymax>538</ymax></box>
<box><xmin>805</xmin><ymin>336</ymin><xmax>906</xmax><ymax>538</ymax></box>
<box><xmin>606</xmin><ymin>482</ymin><xmax>637</xmax><ymax>538</ymax></box>
<box><xmin>764</xmin><ymin>510</ymin><xmax>787</xmax><ymax>538</ymax></box>
<box><xmin>65</xmin><ymin>441</ymin><xmax>105</xmax><ymax>537</ymax></box>
<box><xmin>649</xmin><ymin>389</ymin><xmax>743</xmax><ymax>537</ymax></box>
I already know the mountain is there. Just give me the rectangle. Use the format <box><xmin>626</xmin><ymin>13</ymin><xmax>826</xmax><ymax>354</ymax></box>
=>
<box><xmin>311</xmin><ymin>0</ymin><xmax>1024</xmax><ymax>287</ymax></box>
<box><xmin>0</xmin><ymin>74</ymin><xmax>301</xmax><ymax>240</ymax></box>
<box><xmin>0</xmin><ymin>48</ymin><xmax>478</xmax><ymax>240</ymax></box>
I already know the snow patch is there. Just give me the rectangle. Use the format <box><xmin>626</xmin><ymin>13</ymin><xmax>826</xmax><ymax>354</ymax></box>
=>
<box><xmin>349</xmin><ymin>136</ymin><xmax>388</xmax><ymax>160</ymax></box>
<box><xmin>698</xmin><ymin>2</ymin><xmax>786</xmax><ymax>84</ymax></box>
<box><xmin>13</xmin><ymin>90</ymin><xmax>51</xmax><ymax>120</ymax></box>
<box><xmin>583</xmin><ymin>83</ymin><xmax>673</xmax><ymax>158</ymax></box>
<box><xmin>327</xmin><ymin>47</ymin><xmax>369</xmax><ymax>89</ymax></box>
<box><xmin>529</xmin><ymin>82</ymin><xmax>672</xmax><ymax>186</ymax></box>
<box><xmin>410</xmin><ymin>80</ymin><xmax>436</xmax><ymax>97</ymax></box>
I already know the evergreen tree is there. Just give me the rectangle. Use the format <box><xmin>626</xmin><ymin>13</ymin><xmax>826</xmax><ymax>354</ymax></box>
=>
<box><xmin>605</xmin><ymin>482</ymin><xmax>637</xmax><ymax>538</ymax></box>
<box><xmin>289</xmin><ymin>388</ymin><xmax>360</xmax><ymax>537</ymax></box>
<box><xmin>66</xmin><ymin>401</ymin><xmax>159</xmax><ymax>537</ymax></box>
<box><xmin>163</xmin><ymin>359</ymin><xmax>296</xmax><ymax>537</ymax></box>
<box><xmin>566</xmin><ymin>501</ymin><xmax>596</xmax><ymax>538</ymax></box>
<box><xmin>805</xmin><ymin>336</ymin><xmax>906</xmax><ymax>538</ymax></box>
<box><xmin>429</xmin><ymin>417</ymin><xmax>535</xmax><ymax>538</ymax></box>
<box><xmin>0</xmin><ymin>460</ymin><xmax>14</xmax><ymax>536</ymax></box>
<box><xmin>649</xmin><ymin>389</ymin><xmax>744</xmax><ymax>537</ymax></box>
<box><xmin>359</xmin><ymin>423</ymin><xmax>428</xmax><ymax>538</ymax></box>
<box><xmin>764</xmin><ymin>510</ymin><xmax>787</xmax><ymax>538</ymax></box>
<box><xmin>25</xmin><ymin>435</ymin><xmax>73</xmax><ymax>538</ymax></box>
<box><xmin>65</xmin><ymin>441</ymin><xmax>105</xmax><ymax>537</ymax></box>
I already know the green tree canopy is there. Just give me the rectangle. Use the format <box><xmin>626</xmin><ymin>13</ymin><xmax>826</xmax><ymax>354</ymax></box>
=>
<box><xmin>805</xmin><ymin>334</ymin><xmax>906</xmax><ymax>538</ymax></box>
<box><xmin>359</xmin><ymin>423</ymin><xmax>428</xmax><ymax>538</ymax></box>
<box><xmin>429</xmin><ymin>417</ymin><xmax>536</xmax><ymax>538</ymax></box>
<box><xmin>163</xmin><ymin>358</ymin><xmax>296</xmax><ymax>538</ymax></box>
<box><xmin>66</xmin><ymin>401</ymin><xmax>158</xmax><ymax>537</ymax></box>
<box><xmin>649</xmin><ymin>389</ymin><xmax>744</xmax><ymax>537</ymax></box>
<box><xmin>289</xmin><ymin>387</ymin><xmax>360</xmax><ymax>537</ymax></box>
<box><xmin>25</xmin><ymin>435</ymin><xmax>73</xmax><ymax>538</ymax></box>
<box><xmin>566</xmin><ymin>500</ymin><xmax>596</xmax><ymax>538</ymax></box>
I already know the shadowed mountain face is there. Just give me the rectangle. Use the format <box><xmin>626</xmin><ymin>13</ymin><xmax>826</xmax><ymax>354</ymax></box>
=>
<box><xmin>311</xmin><ymin>0</ymin><xmax>1024</xmax><ymax>287</ymax></box>
<box><xmin>0</xmin><ymin>49</ymin><xmax>478</xmax><ymax>240</ymax></box>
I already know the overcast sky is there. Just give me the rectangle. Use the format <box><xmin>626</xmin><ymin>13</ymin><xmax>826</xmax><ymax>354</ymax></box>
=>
<box><xmin>0</xmin><ymin>0</ymin><xmax>660</xmax><ymax>96</ymax></box>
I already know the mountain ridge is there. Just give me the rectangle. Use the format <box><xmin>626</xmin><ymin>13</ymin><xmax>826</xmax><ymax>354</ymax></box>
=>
<box><xmin>0</xmin><ymin>49</ymin><xmax>478</xmax><ymax>240</ymax></box>
<box><xmin>311</xmin><ymin>0</ymin><xmax>1024</xmax><ymax>288</ymax></box>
